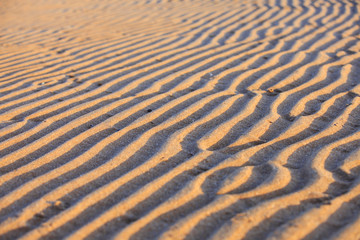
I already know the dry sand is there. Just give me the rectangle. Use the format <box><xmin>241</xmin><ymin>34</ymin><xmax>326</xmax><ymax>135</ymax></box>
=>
<box><xmin>1</xmin><ymin>0</ymin><xmax>360</xmax><ymax>239</ymax></box>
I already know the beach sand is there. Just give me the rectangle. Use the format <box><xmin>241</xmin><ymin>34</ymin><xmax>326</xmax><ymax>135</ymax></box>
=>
<box><xmin>0</xmin><ymin>0</ymin><xmax>360</xmax><ymax>239</ymax></box>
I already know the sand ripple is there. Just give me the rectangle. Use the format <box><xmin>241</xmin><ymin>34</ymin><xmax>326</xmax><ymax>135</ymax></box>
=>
<box><xmin>0</xmin><ymin>0</ymin><xmax>360</xmax><ymax>239</ymax></box>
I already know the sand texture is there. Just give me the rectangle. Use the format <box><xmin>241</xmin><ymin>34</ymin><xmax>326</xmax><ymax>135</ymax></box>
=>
<box><xmin>1</xmin><ymin>0</ymin><xmax>360</xmax><ymax>239</ymax></box>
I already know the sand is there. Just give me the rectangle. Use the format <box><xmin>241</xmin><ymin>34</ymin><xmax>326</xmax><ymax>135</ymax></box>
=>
<box><xmin>0</xmin><ymin>0</ymin><xmax>360</xmax><ymax>239</ymax></box>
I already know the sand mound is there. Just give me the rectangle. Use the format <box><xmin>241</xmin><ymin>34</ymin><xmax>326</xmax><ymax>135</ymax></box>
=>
<box><xmin>1</xmin><ymin>0</ymin><xmax>360</xmax><ymax>239</ymax></box>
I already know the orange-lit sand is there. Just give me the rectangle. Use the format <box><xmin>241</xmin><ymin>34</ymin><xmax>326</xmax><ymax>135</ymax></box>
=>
<box><xmin>1</xmin><ymin>0</ymin><xmax>360</xmax><ymax>239</ymax></box>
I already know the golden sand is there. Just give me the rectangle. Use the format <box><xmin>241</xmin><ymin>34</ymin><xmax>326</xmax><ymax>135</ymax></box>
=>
<box><xmin>0</xmin><ymin>0</ymin><xmax>360</xmax><ymax>239</ymax></box>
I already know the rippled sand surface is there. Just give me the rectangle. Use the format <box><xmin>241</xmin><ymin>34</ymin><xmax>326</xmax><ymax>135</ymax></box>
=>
<box><xmin>1</xmin><ymin>0</ymin><xmax>360</xmax><ymax>239</ymax></box>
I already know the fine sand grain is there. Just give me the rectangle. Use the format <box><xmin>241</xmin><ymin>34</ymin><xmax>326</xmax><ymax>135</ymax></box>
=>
<box><xmin>1</xmin><ymin>0</ymin><xmax>360</xmax><ymax>239</ymax></box>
